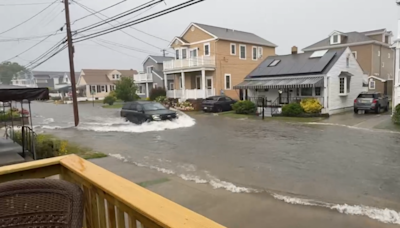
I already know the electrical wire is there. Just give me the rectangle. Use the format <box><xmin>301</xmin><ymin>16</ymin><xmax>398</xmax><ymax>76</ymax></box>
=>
<box><xmin>88</xmin><ymin>40</ymin><xmax>143</xmax><ymax>60</ymax></box>
<box><xmin>0</xmin><ymin>0</ymin><xmax>58</xmax><ymax>36</ymax></box>
<box><xmin>0</xmin><ymin>33</ymin><xmax>64</xmax><ymax>42</ymax></box>
<box><xmin>27</xmin><ymin>44</ymin><xmax>67</xmax><ymax>70</ymax></box>
<box><xmin>24</xmin><ymin>36</ymin><xmax>67</xmax><ymax>68</ymax></box>
<box><xmin>96</xmin><ymin>38</ymin><xmax>160</xmax><ymax>55</ymax></box>
<box><xmin>73</xmin><ymin>1</ymin><xmax>169</xmax><ymax>53</ymax></box>
<box><xmin>74</xmin><ymin>0</ymin><xmax>205</xmax><ymax>43</ymax></box>
<box><xmin>0</xmin><ymin>2</ymin><xmax>54</xmax><ymax>6</ymax></box>
<box><xmin>72</xmin><ymin>0</ymin><xmax>127</xmax><ymax>24</ymax></box>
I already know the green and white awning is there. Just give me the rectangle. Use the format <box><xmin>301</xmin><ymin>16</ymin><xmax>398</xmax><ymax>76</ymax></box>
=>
<box><xmin>234</xmin><ymin>76</ymin><xmax>324</xmax><ymax>89</ymax></box>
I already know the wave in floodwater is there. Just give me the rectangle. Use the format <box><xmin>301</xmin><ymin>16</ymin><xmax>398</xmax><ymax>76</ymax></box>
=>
<box><xmin>35</xmin><ymin>112</ymin><xmax>196</xmax><ymax>133</ymax></box>
<box><xmin>108</xmin><ymin>153</ymin><xmax>400</xmax><ymax>225</ymax></box>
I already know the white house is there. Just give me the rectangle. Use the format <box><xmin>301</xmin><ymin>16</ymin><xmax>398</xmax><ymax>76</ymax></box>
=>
<box><xmin>234</xmin><ymin>47</ymin><xmax>365</xmax><ymax>115</ymax></box>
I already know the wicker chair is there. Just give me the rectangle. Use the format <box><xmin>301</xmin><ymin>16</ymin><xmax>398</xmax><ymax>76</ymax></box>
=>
<box><xmin>0</xmin><ymin>179</ymin><xmax>84</xmax><ymax>228</ymax></box>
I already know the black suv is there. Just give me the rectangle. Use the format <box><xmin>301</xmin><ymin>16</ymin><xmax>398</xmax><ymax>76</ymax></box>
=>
<box><xmin>120</xmin><ymin>101</ymin><xmax>178</xmax><ymax>124</ymax></box>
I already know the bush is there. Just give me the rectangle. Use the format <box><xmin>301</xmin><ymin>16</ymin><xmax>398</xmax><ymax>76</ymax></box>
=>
<box><xmin>393</xmin><ymin>104</ymin><xmax>400</xmax><ymax>124</ymax></box>
<box><xmin>0</xmin><ymin>109</ymin><xmax>20</xmax><ymax>121</ymax></box>
<box><xmin>103</xmin><ymin>95</ymin><xmax>116</xmax><ymax>105</ymax></box>
<box><xmin>175</xmin><ymin>101</ymin><xmax>194</xmax><ymax>111</ymax></box>
<box><xmin>232</xmin><ymin>100</ymin><xmax>257</xmax><ymax>114</ymax></box>
<box><xmin>300</xmin><ymin>98</ymin><xmax>322</xmax><ymax>113</ymax></box>
<box><xmin>155</xmin><ymin>96</ymin><xmax>167</xmax><ymax>103</ymax></box>
<box><xmin>282</xmin><ymin>103</ymin><xmax>304</xmax><ymax>116</ymax></box>
<box><xmin>109</xmin><ymin>90</ymin><xmax>117</xmax><ymax>99</ymax></box>
<box><xmin>149</xmin><ymin>87</ymin><xmax>166</xmax><ymax>101</ymax></box>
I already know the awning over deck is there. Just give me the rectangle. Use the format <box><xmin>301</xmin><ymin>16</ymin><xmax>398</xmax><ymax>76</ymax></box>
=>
<box><xmin>234</xmin><ymin>76</ymin><xmax>324</xmax><ymax>89</ymax></box>
<box><xmin>0</xmin><ymin>85</ymin><xmax>49</xmax><ymax>102</ymax></box>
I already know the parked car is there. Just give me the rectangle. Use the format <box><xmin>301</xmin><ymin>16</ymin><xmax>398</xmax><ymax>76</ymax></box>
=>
<box><xmin>120</xmin><ymin>101</ymin><xmax>178</xmax><ymax>124</ymax></box>
<box><xmin>354</xmin><ymin>92</ymin><xmax>389</xmax><ymax>114</ymax></box>
<box><xmin>202</xmin><ymin>96</ymin><xmax>237</xmax><ymax>112</ymax></box>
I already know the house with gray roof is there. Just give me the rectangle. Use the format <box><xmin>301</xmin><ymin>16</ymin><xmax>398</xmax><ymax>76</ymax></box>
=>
<box><xmin>133</xmin><ymin>55</ymin><xmax>174</xmax><ymax>98</ymax></box>
<box><xmin>163</xmin><ymin>22</ymin><xmax>276</xmax><ymax>100</ymax></box>
<box><xmin>303</xmin><ymin>29</ymin><xmax>394</xmax><ymax>96</ymax></box>
<box><xmin>234</xmin><ymin>46</ymin><xmax>365</xmax><ymax>115</ymax></box>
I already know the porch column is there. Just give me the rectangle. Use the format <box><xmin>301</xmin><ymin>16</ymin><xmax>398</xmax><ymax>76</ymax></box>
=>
<box><xmin>201</xmin><ymin>69</ymin><xmax>206</xmax><ymax>98</ymax></box>
<box><xmin>181</xmin><ymin>71</ymin><xmax>185</xmax><ymax>99</ymax></box>
<box><xmin>146</xmin><ymin>83</ymin><xmax>149</xmax><ymax>98</ymax></box>
<box><xmin>163</xmin><ymin>73</ymin><xmax>168</xmax><ymax>90</ymax></box>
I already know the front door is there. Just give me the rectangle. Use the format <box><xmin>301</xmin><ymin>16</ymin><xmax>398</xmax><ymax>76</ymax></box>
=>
<box><xmin>206</xmin><ymin>76</ymin><xmax>213</xmax><ymax>97</ymax></box>
<box><xmin>195</xmin><ymin>76</ymin><xmax>201</xmax><ymax>89</ymax></box>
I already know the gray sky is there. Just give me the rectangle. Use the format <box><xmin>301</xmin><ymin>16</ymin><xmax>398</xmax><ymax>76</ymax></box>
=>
<box><xmin>0</xmin><ymin>0</ymin><xmax>398</xmax><ymax>72</ymax></box>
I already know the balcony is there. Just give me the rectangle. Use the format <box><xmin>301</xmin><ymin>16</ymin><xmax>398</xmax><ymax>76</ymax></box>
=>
<box><xmin>167</xmin><ymin>88</ymin><xmax>215</xmax><ymax>99</ymax></box>
<box><xmin>0</xmin><ymin>155</ymin><xmax>225</xmax><ymax>228</ymax></box>
<box><xmin>163</xmin><ymin>56</ymin><xmax>216</xmax><ymax>72</ymax></box>
<box><xmin>134</xmin><ymin>73</ymin><xmax>153</xmax><ymax>83</ymax></box>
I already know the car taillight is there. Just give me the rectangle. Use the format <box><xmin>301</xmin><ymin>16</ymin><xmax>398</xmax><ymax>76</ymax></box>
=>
<box><xmin>372</xmin><ymin>99</ymin><xmax>377</xmax><ymax>104</ymax></box>
<box><xmin>354</xmin><ymin>99</ymin><xmax>357</xmax><ymax>103</ymax></box>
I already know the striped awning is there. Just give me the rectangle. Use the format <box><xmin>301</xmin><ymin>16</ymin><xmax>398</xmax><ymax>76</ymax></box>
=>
<box><xmin>234</xmin><ymin>76</ymin><xmax>324</xmax><ymax>89</ymax></box>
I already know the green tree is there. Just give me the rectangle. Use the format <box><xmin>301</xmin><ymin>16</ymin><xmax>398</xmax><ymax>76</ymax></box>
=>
<box><xmin>114</xmin><ymin>77</ymin><xmax>139</xmax><ymax>102</ymax></box>
<box><xmin>0</xmin><ymin>62</ymin><xmax>26</xmax><ymax>85</ymax></box>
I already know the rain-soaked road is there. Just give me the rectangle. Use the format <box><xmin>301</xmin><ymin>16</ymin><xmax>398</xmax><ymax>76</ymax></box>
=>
<box><xmin>31</xmin><ymin>102</ymin><xmax>400</xmax><ymax>214</ymax></box>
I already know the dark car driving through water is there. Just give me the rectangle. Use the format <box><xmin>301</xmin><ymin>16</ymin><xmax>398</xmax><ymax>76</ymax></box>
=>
<box><xmin>120</xmin><ymin>101</ymin><xmax>178</xmax><ymax>124</ymax></box>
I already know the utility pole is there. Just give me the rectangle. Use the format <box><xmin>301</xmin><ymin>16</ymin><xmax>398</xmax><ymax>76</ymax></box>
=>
<box><xmin>63</xmin><ymin>0</ymin><xmax>79</xmax><ymax>126</ymax></box>
<box><xmin>161</xmin><ymin>49</ymin><xmax>166</xmax><ymax>57</ymax></box>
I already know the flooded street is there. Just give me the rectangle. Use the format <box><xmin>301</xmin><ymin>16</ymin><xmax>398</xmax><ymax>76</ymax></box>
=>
<box><xmin>31</xmin><ymin>102</ymin><xmax>400</xmax><ymax>225</ymax></box>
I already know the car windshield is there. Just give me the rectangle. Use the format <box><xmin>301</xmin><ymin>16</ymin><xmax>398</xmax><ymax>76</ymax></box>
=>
<box><xmin>206</xmin><ymin>97</ymin><xmax>220</xmax><ymax>101</ymax></box>
<box><xmin>142</xmin><ymin>103</ymin><xmax>166</xmax><ymax>111</ymax></box>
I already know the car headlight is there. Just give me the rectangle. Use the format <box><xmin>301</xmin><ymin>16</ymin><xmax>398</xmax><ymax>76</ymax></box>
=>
<box><xmin>152</xmin><ymin>115</ymin><xmax>161</xmax><ymax>120</ymax></box>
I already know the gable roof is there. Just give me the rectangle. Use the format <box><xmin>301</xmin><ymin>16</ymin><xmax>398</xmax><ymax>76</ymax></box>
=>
<box><xmin>144</xmin><ymin>55</ymin><xmax>174</xmax><ymax>65</ymax></box>
<box><xmin>193</xmin><ymin>23</ymin><xmax>277</xmax><ymax>47</ymax></box>
<box><xmin>246</xmin><ymin>48</ymin><xmax>346</xmax><ymax>79</ymax></box>
<box><xmin>303</xmin><ymin>29</ymin><xmax>391</xmax><ymax>51</ymax></box>
<box><xmin>81</xmin><ymin>69</ymin><xmax>136</xmax><ymax>85</ymax></box>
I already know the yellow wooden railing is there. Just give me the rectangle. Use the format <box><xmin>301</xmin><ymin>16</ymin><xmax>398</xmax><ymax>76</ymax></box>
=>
<box><xmin>0</xmin><ymin>154</ymin><xmax>226</xmax><ymax>228</ymax></box>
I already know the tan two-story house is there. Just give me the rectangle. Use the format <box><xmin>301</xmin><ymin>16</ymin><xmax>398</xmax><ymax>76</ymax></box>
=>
<box><xmin>303</xmin><ymin>29</ymin><xmax>394</xmax><ymax>96</ymax></box>
<box><xmin>162</xmin><ymin>22</ymin><xmax>276</xmax><ymax>100</ymax></box>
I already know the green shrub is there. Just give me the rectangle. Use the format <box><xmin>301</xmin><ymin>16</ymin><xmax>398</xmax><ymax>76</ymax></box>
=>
<box><xmin>232</xmin><ymin>100</ymin><xmax>257</xmax><ymax>114</ymax></box>
<box><xmin>149</xmin><ymin>87</ymin><xmax>166</xmax><ymax>101</ymax></box>
<box><xmin>300</xmin><ymin>98</ymin><xmax>322</xmax><ymax>113</ymax></box>
<box><xmin>0</xmin><ymin>109</ymin><xmax>20</xmax><ymax>121</ymax></box>
<box><xmin>155</xmin><ymin>96</ymin><xmax>167</xmax><ymax>103</ymax></box>
<box><xmin>103</xmin><ymin>95</ymin><xmax>116</xmax><ymax>105</ymax></box>
<box><xmin>393</xmin><ymin>104</ymin><xmax>400</xmax><ymax>124</ymax></box>
<box><xmin>282</xmin><ymin>103</ymin><xmax>304</xmax><ymax>116</ymax></box>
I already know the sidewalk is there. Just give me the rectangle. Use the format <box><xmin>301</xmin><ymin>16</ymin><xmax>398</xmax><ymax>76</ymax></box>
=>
<box><xmin>91</xmin><ymin>157</ymin><xmax>398</xmax><ymax>228</ymax></box>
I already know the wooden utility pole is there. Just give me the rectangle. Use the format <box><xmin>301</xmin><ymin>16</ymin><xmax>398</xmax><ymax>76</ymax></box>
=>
<box><xmin>161</xmin><ymin>49</ymin><xmax>166</xmax><ymax>57</ymax></box>
<box><xmin>63</xmin><ymin>0</ymin><xmax>79</xmax><ymax>126</ymax></box>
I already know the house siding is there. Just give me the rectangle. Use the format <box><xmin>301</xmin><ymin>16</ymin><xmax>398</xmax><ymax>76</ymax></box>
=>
<box><xmin>327</xmin><ymin>48</ymin><xmax>364</xmax><ymax>114</ymax></box>
<box><xmin>373</xmin><ymin>45</ymin><xmax>394</xmax><ymax>80</ymax></box>
<box><xmin>348</xmin><ymin>44</ymin><xmax>372</xmax><ymax>75</ymax></box>
<box><xmin>181</xmin><ymin>25</ymin><xmax>214</xmax><ymax>43</ymax></box>
<box><xmin>367</xmin><ymin>34</ymin><xmax>384</xmax><ymax>42</ymax></box>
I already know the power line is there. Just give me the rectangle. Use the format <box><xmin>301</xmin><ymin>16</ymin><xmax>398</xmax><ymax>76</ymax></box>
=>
<box><xmin>24</xmin><ymin>36</ymin><xmax>67</xmax><ymax>68</ymax></box>
<box><xmin>96</xmin><ymin>38</ymin><xmax>160</xmax><ymax>55</ymax></box>
<box><xmin>73</xmin><ymin>0</ymin><xmax>205</xmax><ymax>43</ymax></box>
<box><xmin>0</xmin><ymin>0</ymin><xmax>58</xmax><ymax>36</ymax></box>
<box><xmin>72</xmin><ymin>0</ymin><xmax>126</xmax><ymax>24</ymax></box>
<box><xmin>27</xmin><ymin>44</ymin><xmax>67</xmax><ymax>70</ymax></box>
<box><xmin>0</xmin><ymin>33</ymin><xmax>64</xmax><ymax>42</ymax></box>
<box><xmin>0</xmin><ymin>2</ymin><xmax>54</xmax><ymax>6</ymax></box>
<box><xmin>88</xmin><ymin>39</ymin><xmax>142</xmax><ymax>60</ymax></box>
<box><xmin>73</xmin><ymin>0</ymin><xmax>169</xmax><ymax>53</ymax></box>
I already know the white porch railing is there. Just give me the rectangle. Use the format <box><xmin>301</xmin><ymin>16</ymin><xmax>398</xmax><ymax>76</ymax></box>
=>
<box><xmin>163</xmin><ymin>56</ymin><xmax>216</xmax><ymax>71</ymax></box>
<box><xmin>167</xmin><ymin>88</ymin><xmax>215</xmax><ymax>99</ymax></box>
<box><xmin>134</xmin><ymin>73</ymin><xmax>153</xmax><ymax>82</ymax></box>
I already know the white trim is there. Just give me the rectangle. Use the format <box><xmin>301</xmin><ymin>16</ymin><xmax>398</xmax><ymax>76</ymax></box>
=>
<box><xmin>252</xmin><ymin>46</ymin><xmax>257</xmax><ymax>61</ymax></box>
<box><xmin>330</xmin><ymin>34</ymin><xmax>341</xmax><ymax>45</ymax></box>
<box><xmin>230</xmin><ymin>43</ymin><xmax>236</xmax><ymax>55</ymax></box>
<box><xmin>257</xmin><ymin>46</ymin><xmax>263</xmax><ymax>59</ymax></box>
<box><xmin>369</xmin><ymin>79</ymin><xmax>376</xmax><ymax>89</ymax></box>
<box><xmin>204</xmin><ymin>43</ymin><xmax>210</xmax><ymax>56</ymax></box>
<box><xmin>206</xmin><ymin>76</ymin><xmax>213</xmax><ymax>89</ymax></box>
<box><xmin>168</xmin><ymin>36</ymin><xmax>187</xmax><ymax>47</ymax></box>
<box><xmin>378</xmin><ymin>50</ymin><xmax>381</xmax><ymax>57</ymax></box>
<box><xmin>180</xmin><ymin>23</ymin><xmax>218</xmax><ymax>39</ymax></box>
<box><xmin>351</xmin><ymin>51</ymin><xmax>357</xmax><ymax>59</ymax></box>
<box><xmin>168</xmin><ymin>82</ymin><xmax>174</xmax><ymax>90</ymax></box>
<box><xmin>189</xmin><ymin>38</ymin><xmax>217</xmax><ymax>45</ymax></box>
<box><xmin>239</xmin><ymin>44</ymin><xmax>246</xmax><ymax>60</ymax></box>
<box><xmin>328</xmin><ymin>30</ymin><xmax>343</xmax><ymax>36</ymax></box>
<box><xmin>195</xmin><ymin>75</ymin><xmax>201</xmax><ymax>89</ymax></box>
<box><xmin>303</xmin><ymin>40</ymin><xmax>391</xmax><ymax>52</ymax></box>
<box><xmin>179</xmin><ymin>76</ymin><xmax>183</xmax><ymax>89</ymax></box>
<box><xmin>382</xmin><ymin>62</ymin><xmax>385</xmax><ymax>68</ymax></box>
<box><xmin>224</xmin><ymin>74</ymin><xmax>232</xmax><ymax>90</ymax></box>
<box><xmin>175</xmin><ymin>49</ymin><xmax>180</xmax><ymax>60</ymax></box>
<box><xmin>153</xmin><ymin>83</ymin><xmax>158</xmax><ymax>88</ymax></box>
<box><xmin>339</xmin><ymin>77</ymin><xmax>347</xmax><ymax>96</ymax></box>
<box><xmin>181</xmin><ymin>47</ymin><xmax>188</xmax><ymax>59</ymax></box>
<box><xmin>388</xmin><ymin>52</ymin><xmax>391</xmax><ymax>59</ymax></box>
<box><xmin>152</xmin><ymin>71</ymin><xmax>164</xmax><ymax>80</ymax></box>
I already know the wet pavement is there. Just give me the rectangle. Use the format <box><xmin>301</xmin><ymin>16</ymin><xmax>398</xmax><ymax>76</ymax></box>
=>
<box><xmin>30</xmin><ymin>102</ymin><xmax>400</xmax><ymax>225</ymax></box>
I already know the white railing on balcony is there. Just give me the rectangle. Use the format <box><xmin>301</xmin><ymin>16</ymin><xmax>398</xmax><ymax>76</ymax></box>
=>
<box><xmin>134</xmin><ymin>73</ymin><xmax>153</xmax><ymax>82</ymax></box>
<box><xmin>167</xmin><ymin>88</ymin><xmax>215</xmax><ymax>100</ymax></box>
<box><xmin>163</xmin><ymin>56</ymin><xmax>216</xmax><ymax>71</ymax></box>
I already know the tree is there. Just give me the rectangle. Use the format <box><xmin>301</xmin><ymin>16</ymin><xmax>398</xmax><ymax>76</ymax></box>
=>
<box><xmin>0</xmin><ymin>62</ymin><xmax>26</xmax><ymax>85</ymax></box>
<box><xmin>114</xmin><ymin>77</ymin><xmax>139</xmax><ymax>102</ymax></box>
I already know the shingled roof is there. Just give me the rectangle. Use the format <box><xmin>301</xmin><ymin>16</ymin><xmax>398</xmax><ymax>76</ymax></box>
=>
<box><xmin>80</xmin><ymin>69</ymin><xmax>137</xmax><ymax>85</ymax></box>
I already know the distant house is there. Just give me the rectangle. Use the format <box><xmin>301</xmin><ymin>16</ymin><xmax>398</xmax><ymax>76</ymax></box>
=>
<box><xmin>303</xmin><ymin>29</ymin><xmax>393</xmax><ymax>96</ymax></box>
<box><xmin>134</xmin><ymin>55</ymin><xmax>174</xmax><ymax>98</ymax></box>
<box><xmin>76</xmin><ymin>69</ymin><xmax>137</xmax><ymax>100</ymax></box>
<box><xmin>11</xmin><ymin>71</ymin><xmax>80</xmax><ymax>90</ymax></box>
<box><xmin>235</xmin><ymin>47</ymin><xmax>365</xmax><ymax>115</ymax></box>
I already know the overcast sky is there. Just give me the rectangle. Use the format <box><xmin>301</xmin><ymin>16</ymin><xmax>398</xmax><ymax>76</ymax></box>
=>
<box><xmin>0</xmin><ymin>0</ymin><xmax>398</xmax><ymax>72</ymax></box>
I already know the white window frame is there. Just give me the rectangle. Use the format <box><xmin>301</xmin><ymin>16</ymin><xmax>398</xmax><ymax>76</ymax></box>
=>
<box><xmin>330</xmin><ymin>34</ymin><xmax>340</xmax><ymax>44</ymax></box>
<box><xmin>352</xmin><ymin>51</ymin><xmax>357</xmax><ymax>60</ymax></box>
<box><xmin>169</xmin><ymin>82</ymin><xmax>174</xmax><ymax>90</ymax></box>
<box><xmin>101</xmin><ymin>85</ymin><xmax>105</xmax><ymax>92</ymax></box>
<box><xmin>204</xmin><ymin>43</ymin><xmax>210</xmax><ymax>56</ymax></box>
<box><xmin>230</xmin><ymin>43</ymin><xmax>236</xmax><ymax>55</ymax></box>
<box><xmin>153</xmin><ymin>83</ymin><xmax>158</xmax><ymax>88</ymax></box>
<box><xmin>137</xmin><ymin>85</ymin><xmax>145</xmax><ymax>95</ymax></box>
<box><xmin>146</xmin><ymin>66</ymin><xmax>154</xmax><ymax>74</ymax></box>
<box><xmin>257</xmin><ymin>47</ymin><xmax>263</xmax><ymax>59</ymax></box>
<box><xmin>252</xmin><ymin>46</ymin><xmax>257</xmax><ymax>61</ymax></box>
<box><xmin>239</xmin><ymin>44</ymin><xmax>246</xmax><ymax>60</ymax></box>
<box><xmin>388</xmin><ymin>53</ymin><xmax>391</xmax><ymax>59</ymax></box>
<box><xmin>181</xmin><ymin>48</ymin><xmax>188</xmax><ymax>59</ymax></box>
<box><xmin>112</xmin><ymin>74</ymin><xmax>115</xmax><ymax>79</ymax></box>
<box><xmin>378</xmin><ymin>51</ymin><xmax>381</xmax><ymax>57</ymax></box>
<box><xmin>224</xmin><ymin>74</ymin><xmax>232</xmax><ymax>90</ymax></box>
<box><xmin>369</xmin><ymin>80</ymin><xmax>376</xmax><ymax>89</ymax></box>
<box><xmin>175</xmin><ymin>49</ymin><xmax>180</xmax><ymax>60</ymax></box>
<box><xmin>339</xmin><ymin>77</ymin><xmax>347</xmax><ymax>96</ymax></box>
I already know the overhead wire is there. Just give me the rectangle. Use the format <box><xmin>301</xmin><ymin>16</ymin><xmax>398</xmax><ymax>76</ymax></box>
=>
<box><xmin>72</xmin><ymin>0</ymin><xmax>127</xmax><ymax>24</ymax></box>
<box><xmin>73</xmin><ymin>0</ymin><xmax>205</xmax><ymax>43</ymax></box>
<box><xmin>0</xmin><ymin>2</ymin><xmax>54</xmax><ymax>6</ymax></box>
<box><xmin>24</xmin><ymin>36</ymin><xmax>67</xmax><ymax>68</ymax></box>
<box><xmin>0</xmin><ymin>0</ymin><xmax>58</xmax><ymax>36</ymax></box>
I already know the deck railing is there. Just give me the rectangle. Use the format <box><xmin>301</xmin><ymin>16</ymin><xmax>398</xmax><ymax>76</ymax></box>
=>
<box><xmin>163</xmin><ymin>56</ymin><xmax>216</xmax><ymax>71</ymax></box>
<box><xmin>0</xmin><ymin>155</ymin><xmax>226</xmax><ymax>228</ymax></box>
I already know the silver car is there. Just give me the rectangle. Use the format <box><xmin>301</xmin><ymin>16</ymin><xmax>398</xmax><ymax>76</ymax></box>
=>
<box><xmin>354</xmin><ymin>92</ymin><xmax>389</xmax><ymax>114</ymax></box>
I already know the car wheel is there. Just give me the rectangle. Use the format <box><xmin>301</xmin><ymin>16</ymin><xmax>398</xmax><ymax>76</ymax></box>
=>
<box><xmin>217</xmin><ymin>106</ymin><xmax>223</xmax><ymax>113</ymax></box>
<box><xmin>375</xmin><ymin>105</ymin><xmax>380</xmax><ymax>114</ymax></box>
<box><xmin>354</xmin><ymin>108</ymin><xmax>358</xmax><ymax>114</ymax></box>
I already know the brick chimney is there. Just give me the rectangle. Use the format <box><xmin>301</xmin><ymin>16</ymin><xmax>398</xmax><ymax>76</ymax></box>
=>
<box><xmin>292</xmin><ymin>46</ymin><xmax>298</xmax><ymax>54</ymax></box>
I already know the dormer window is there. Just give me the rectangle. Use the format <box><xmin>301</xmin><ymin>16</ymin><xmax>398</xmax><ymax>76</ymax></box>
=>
<box><xmin>331</xmin><ymin>34</ymin><xmax>341</xmax><ymax>45</ymax></box>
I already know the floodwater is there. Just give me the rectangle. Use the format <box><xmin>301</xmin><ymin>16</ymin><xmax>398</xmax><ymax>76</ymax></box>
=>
<box><xmin>30</xmin><ymin>102</ymin><xmax>400</xmax><ymax>224</ymax></box>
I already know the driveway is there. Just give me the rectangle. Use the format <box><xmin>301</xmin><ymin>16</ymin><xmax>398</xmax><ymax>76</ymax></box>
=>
<box><xmin>30</xmin><ymin>102</ymin><xmax>400</xmax><ymax>227</ymax></box>
<box><xmin>320</xmin><ymin>111</ymin><xmax>392</xmax><ymax>129</ymax></box>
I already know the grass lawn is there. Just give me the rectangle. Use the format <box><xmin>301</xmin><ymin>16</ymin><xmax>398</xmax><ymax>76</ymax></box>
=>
<box><xmin>102</xmin><ymin>103</ymin><xmax>123</xmax><ymax>109</ymax></box>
